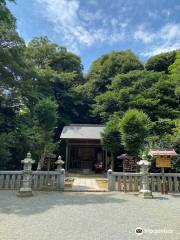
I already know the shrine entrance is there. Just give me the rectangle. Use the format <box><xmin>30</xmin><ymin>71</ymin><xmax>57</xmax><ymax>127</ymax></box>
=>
<box><xmin>69</xmin><ymin>145</ymin><xmax>105</xmax><ymax>171</ymax></box>
<box><xmin>60</xmin><ymin>125</ymin><xmax>108</xmax><ymax>173</ymax></box>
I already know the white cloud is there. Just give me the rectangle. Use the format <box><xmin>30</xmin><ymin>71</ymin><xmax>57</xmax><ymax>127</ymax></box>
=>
<box><xmin>142</xmin><ymin>43</ymin><xmax>180</xmax><ymax>57</ymax></box>
<box><xmin>160</xmin><ymin>23</ymin><xmax>180</xmax><ymax>41</ymax></box>
<box><xmin>134</xmin><ymin>23</ymin><xmax>180</xmax><ymax>57</ymax></box>
<box><xmin>134</xmin><ymin>25</ymin><xmax>155</xmax><ymax>44</ymax></box>
<box><xmin>36</xmin><ymin>0</ymin><xmax>127</xmax><ymax>52</ymax></box>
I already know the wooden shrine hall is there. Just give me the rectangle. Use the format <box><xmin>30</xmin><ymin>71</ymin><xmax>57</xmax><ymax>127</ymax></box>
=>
<box><xmin>60</xmin><ymin>124</ymin><xmax>108</xmax><ymax>172</ymax></box>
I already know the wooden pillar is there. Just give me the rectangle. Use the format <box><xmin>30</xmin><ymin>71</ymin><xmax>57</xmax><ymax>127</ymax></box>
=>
<box><xmin>65</xmin><ymin>141</ymin><xmax>68</xmax><ymax>171</ymax></box>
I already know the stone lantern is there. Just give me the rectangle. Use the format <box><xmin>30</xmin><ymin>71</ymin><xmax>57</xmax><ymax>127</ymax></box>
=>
<box><xmin>17</xmin><ymin>152</ymin><xmax>35</xmax><ymax>197</ymax></box>
<box><xmin>55</xmin><ymin>156</ymin><xmax>65</xmax><ymax>190</ymax></box>
<box><xmin>137</xmin><ymin>154</ymin><xmax>153</xmax><ymax>199</ymax></box>
<box><xmin>22</xmin><ymin>152</ymin><xmax>35</xmax><ymax>172</ymax></box>
<box><xmin>55</xmin><ymin>156</ymin><xmax>64</xmax><ymax>171</ymax></box>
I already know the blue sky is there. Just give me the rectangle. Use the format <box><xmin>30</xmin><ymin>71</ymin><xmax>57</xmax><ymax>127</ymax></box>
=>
<box><xmin>8</xmin><ymin>0</ymin><xmax>180</xmax><ymax>71</ymax></box>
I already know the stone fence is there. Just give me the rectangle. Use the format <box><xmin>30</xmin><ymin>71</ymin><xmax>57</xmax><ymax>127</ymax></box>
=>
<box><xmin>0</xmin><ymin>153</ymin><xmax>65</xmax><ymax>196</ymax></box>
<box><xmin>0</xmin><ymin>170</ymin><xmax>65</xmax><ymax>191</ymax></box>
<box><xmin>107</xmin><ymin>171</ymin><xmax>180</xmax><ymax>193</ymax></box>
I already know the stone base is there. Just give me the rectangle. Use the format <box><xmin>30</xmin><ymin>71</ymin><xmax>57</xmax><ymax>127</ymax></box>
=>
<box><xmin>17</xmin><ymin>189</ymin><xmax>33</xmax><ymax>197</ymax></box>
<box><xmin>139</xmin><ymin>190</ymin><xmax>153</xmax><ymax>199</ymax></box>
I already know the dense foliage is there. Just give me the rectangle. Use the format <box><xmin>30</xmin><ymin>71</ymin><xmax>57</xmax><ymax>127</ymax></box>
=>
<box><xmin>120</xmin><ymin>109</ymin><xmax>151</xmax><ymax>155</ymax></box>
<box><xmin>101</xmin><ymin>114</ymin><xmax>123</xmax><ymax>155</ymax></box>
<box><xmin>0</xmin><ymin>1</ymin><xmax>179</xmax><ymax>171</ymax></box>
<box><xmin>145</xmin><ymin>51</ymin><xmax>176</xmax><ymax>73</ymax></box>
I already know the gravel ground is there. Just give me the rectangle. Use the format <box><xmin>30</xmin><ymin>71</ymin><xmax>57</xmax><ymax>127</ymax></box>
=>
<box><xmin>0</xmin><ymin>191</ymin><xmax>180</xmax><ymax>240</ymax></box>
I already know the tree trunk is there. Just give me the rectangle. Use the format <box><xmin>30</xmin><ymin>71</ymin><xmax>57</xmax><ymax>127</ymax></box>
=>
<box><xmin>36</xmin><ymin>153</ymin><xmax>45</xmax><ymax>171</ymax></box>
<box><xmin>36</xmin><ymin>131</ymin><xmax>48</xmax><ymax>171</ymax></box>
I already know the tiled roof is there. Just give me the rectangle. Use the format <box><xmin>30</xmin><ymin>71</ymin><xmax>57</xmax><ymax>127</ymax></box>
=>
<box><xmin>148</xmin><ymin>149</ymin><xmax>177</xmax><ymax>156</ymax></box>
<box><xmin>60</xmin><ymin>124</ymin><xmax>104</xmax><ymax>140</ymax></box>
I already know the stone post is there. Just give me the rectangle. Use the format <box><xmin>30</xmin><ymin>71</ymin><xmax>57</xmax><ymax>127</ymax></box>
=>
<box><xmin>17</xmin><ymin>152</ymin><xmax>35</xmax><ymax>197</ymax></box>
<box><xmin>107</xmin><ymin>169</ymin><xmax>115</xmax><ymax>191</ymax></box>
<box><xmin>55</xmin><ymin>168</ymin><xmax>65</xmax><ymax>191</ymax></box>
<box><xmin>55</xmin><ymin>156</ymin><xmax>65</xmax><ymax>191</ymax></box>
<box><xmin>137</xmin><ymin>154</ymin><xmax>153</xmax><ymax>199</ymax></box>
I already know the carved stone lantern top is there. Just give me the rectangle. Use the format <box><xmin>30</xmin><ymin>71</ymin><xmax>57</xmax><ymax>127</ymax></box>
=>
<box><xmin>22</xmin><ymin>152</ymin><xmax>35</xmax><ymax>164</ymax></box>
<box><xmin>55</xmin><ymin>156</ymin><xmax>64</xmax><ymax>165</ymax></box>
<box><xmin>21</xmin><ymin>152</ymin><xmax>35</xmax><ymax>171</ymax></box>
<box><xmin>55</xmin><ymin>156</ymin><xmax>64</xmax><ymax>171</ymax></box>
<box><xmin>137</xmin><ymin>154</ymin><xmax>151</xmax><ymax>166</ymax></box>
<box><xmin>137</xmin><ymin>154</ymin><xmax>151</xmax><ymax>173</ymax></box>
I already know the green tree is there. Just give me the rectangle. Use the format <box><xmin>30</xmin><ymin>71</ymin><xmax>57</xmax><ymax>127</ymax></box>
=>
<box><xmin>34</xmin><ymin>98</ymin><xmax>58</xmax><ymax>170</ymax></box>
<box><xmin>26</xmin><ymin>37</ymin><xmax>83</xmax><ymax>81</ymax></box>
<box><xmin>0</xmin><ymin>132</ymin><xmax>14</xmax><ymax>169</ymax></box>
<box><xmin>83</xmin><ymin>50</ymin><xmax>143</xmax><ymax>97</ymax></box>
<box><xmin>93</xmin><ymin>70</ymin><xmax>176</xmax><ymax>121</ymax></box>
<box><xmin>0</xmin><ymin>0</ymin><xmax>29</xmax><ymax>169</ymax></box>
<box><xmin>120</xmin><ymin>109</ymin><xmax>151</xmax><ymax>155</ymax></box>
<box><xmin>145</xmin><ymin>51</ymin><xmax>176</xmax><ymax>73</ymax></box>
<box><xmin>26</xmin><ymin>37</ymin><xmax>88</xmax><ymax>128</ymax></box>
<box><xmin>171</xmin><ymin>120</ymin><xmax>180</xmax><ymax>172</ymax></box>
<box><xmin>101</xmin><ymin>114</ymin><xmax>123</xmax><ymax>155</ymax></box>
<box><xmin>169</xmin><ymin>50</ymin><xmax>180</xmax><ymax>98</ymax></box>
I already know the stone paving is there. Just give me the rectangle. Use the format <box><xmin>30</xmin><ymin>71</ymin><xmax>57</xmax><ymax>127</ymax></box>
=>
<box><xmin>72</xmin><ymin>177</ymin><xmax>100</xmax><ymax>191</ymax></box>
<box><xmin>0</xmin><ymin>191</ymin><xmax>180</xmax><ymax>240</ymax></box>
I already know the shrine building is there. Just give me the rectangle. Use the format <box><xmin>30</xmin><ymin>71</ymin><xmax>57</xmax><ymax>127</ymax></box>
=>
<box><xmin>60</xmin><ymin>124</ymin><xmax>109</xmax><ymax>172</ymax></box>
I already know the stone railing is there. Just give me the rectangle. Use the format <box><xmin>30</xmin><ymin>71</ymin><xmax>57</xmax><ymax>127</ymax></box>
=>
<box><xmin>150</xmin><ymin>173</ymin><xmax>180</xmax><ymax>193</ymax></box>
<box><xmin>0</xmin><ymin>170</ymin><xmax>65</xmax><ymax>191</ymax></box>
<box><xmin>107</xmin><ymin>171</ymin><xmax>180</xmax><ymax>193</ymax></box>
<box><xmin>0</xmin><ymin>171</ymin><xmax>22</xmax><ymax>190</ymax></box>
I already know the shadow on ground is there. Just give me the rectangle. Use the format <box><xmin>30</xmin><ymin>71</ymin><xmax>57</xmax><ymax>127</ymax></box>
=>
<box><xmin>132</xmin><ymin>193</ymin><xmax>169</xmax><ymax>200</ymax></box>
<box><xmin>0</xmin><ymin>191</ymin><xmax>127</xmax><ymax>216</ymax></box>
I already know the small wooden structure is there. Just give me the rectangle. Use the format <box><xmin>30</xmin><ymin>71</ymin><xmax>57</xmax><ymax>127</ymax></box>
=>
<box><xmin>43</xmin><ymin>153</ymin><xmax>57</xmax><ymax>171</ymax></box>
<box><xmin>148</xmin><ymin>149</ymin><xmax>177</xmax><ymax>170</ymax></box>
<box><xmin>60</xmin><ymin>124</ymin><xmax>108</xmax><ymax>172</ymax></box>
<box><xmin>117</xmin><ymin>154</ymin><xmax>138</xmax><ymax>172</ymax></box>
<box><xmin>148</xmin><ymin>148</ymin><xmax>177</xmax><ymax>194</ymax></box>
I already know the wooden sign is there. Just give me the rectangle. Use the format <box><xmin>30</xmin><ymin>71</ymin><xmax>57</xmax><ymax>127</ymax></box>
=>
<box><xmin>156</xmin><ymin>156</ymin><xmax>171</xmax><ymax>168</ymax></box>
<box><xmin>123</xmin><ymin>157</ymin><xmax>137</xmax><ymax>172</ymax></box>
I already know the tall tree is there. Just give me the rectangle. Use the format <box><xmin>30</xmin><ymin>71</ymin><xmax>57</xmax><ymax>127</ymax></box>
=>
<box><xmin>35</xmin><ymin>98</ymin><xmax>58</xmax><ymax>170</ymax></box>
<box><xmin>120</xmin><ymin>109</ymin><xmax>151</xmax><ymax>156</ymax></box>
<box><xmin>101</xmin><ymin>114</ymin><xmax>123</xmax><ymax>155</ymax></box>
<box><xmin>26</xmin><ymin>37</ymin><xmax>87</xmax><ymax>128</ymax></box>
<box><xmin>0</xmin><ymin>0</ymin><xmax>28</xmax><ymax>169</ymax></box>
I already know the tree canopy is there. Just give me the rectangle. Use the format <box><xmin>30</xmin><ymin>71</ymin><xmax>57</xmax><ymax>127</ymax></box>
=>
<box><xmin>145</xmin><ymin>51</ymin><xmax>176</xmax><ymax>73</ymax></box>
<box><xmin>120</xmin><ymin>109</ymin><xmax>151</xmax><ymax>155</ymax></box>
<box><xmin>83</xmin><ymin>50</ymin><xmax>143</xmax><ymax>97</ymax></box>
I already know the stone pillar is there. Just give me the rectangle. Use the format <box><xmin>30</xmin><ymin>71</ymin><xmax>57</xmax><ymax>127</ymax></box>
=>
<box><xmin>107</xmin><ymin>169</ymin><xmax>115</xmax><ymax>191</ymax></box>
<box><xmin>17</xmin><ymin>152</ymin><xmax>35</xmax><ymax>197</ymax></box>
<box><xmin>137</xmin><ymin>154</ymin><xmax>153</xmax><ymax>199</ymax></box>
<box><xmin>56</xmin><ymin>156</ymin><xmax>65</xmax><ymax>191</ymax></box>
<box><xmin>56</xmin><ymin>168</ymin><xmax>65</xmax><ymax>191</ymax></box>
